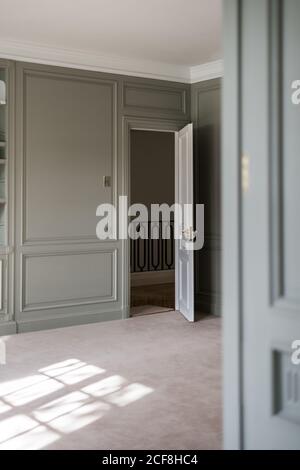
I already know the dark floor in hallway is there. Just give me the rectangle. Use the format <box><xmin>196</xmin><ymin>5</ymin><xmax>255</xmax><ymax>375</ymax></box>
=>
<box><xmin>131</xmin><ymin>283</ymin><xmax>175</xmax><ymax>310</ymax></box>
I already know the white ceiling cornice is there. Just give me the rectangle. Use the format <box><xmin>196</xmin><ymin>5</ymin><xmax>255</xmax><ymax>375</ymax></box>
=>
<box><xmin>0</xmin><ymin>39</ymin><xmax>190</xmax><ymax>83</ymax></box>
<box><xmin>0</xmin><ymin>39</ymin><xmax>223</xmax><ymax>84</ymax></box>
<box><xmin>190</xmin><ymin>59</ymin><xmax>223</xmax><ymax>83</ymax></box>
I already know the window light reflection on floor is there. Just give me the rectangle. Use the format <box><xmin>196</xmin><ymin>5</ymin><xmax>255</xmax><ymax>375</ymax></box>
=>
<box><xmin>0</xmin><ymin>358</ymin><xmax>154</xmax><ymax>450</ymax></box>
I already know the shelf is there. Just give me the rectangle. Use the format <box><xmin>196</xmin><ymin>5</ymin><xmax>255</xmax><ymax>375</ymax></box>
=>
<box><xmin>0</xmin><ymin>142</ymin><xmax>6</xmax><ymax>148</ymax></box>
<box><xmin>0</xmin><ymin>199</ymin><xmax>6</xmax><ymax>204</ymax></box>
<box><xmin>0</xmin><ymin>159</ymin><xmax>6</xmax><ymax>164</ymax></box>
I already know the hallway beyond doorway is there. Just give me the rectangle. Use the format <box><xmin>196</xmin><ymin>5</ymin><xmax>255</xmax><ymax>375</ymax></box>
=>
<box><xmin>130</xmin><ymin>283</ymin><xmax>175</xmax><ymax>316</ymax></box>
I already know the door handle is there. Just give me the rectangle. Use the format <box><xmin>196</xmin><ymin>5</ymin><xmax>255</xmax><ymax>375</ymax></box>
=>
<box><xmin>181</xmin><ymin>227</ymin><xmax>197</xmax><ymax>241</ymax></box>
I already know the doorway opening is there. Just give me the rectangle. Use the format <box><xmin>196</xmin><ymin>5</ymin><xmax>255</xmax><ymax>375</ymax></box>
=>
<box><xmin>129</xmin><ymin>129</ymin><xmax>175</xmax><ymax>318</ymax></box>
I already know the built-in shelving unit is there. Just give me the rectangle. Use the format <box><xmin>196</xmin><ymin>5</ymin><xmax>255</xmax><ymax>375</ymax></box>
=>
<box><xmin>0</xmin><ymin>67</ymin><xmax>7</xmax><ymax>246</ymax></box>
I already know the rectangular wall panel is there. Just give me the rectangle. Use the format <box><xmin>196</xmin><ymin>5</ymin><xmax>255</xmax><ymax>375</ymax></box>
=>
<box><xmin>123</xmin><ymin>79</ymin><xmax>188</xmax><ymax>118</ymax></box>
<box><xmin>191</xmin><ymin>79</ymin><xmax>221</xmax><ymax>315</ymax></box>
<box><xmin>14</xmin><ymin>63</ymin><xmax>121</xmax><ymax>331</ymax></box>
<box><xmin>21</xmin><ymin>249</ymin><xmax>116</xmax><ymax>311</ymax></box>
<box><xmin>22</xmin><ymin>70</ymin><xmax>117</xmax><ymax>244</ymax></box>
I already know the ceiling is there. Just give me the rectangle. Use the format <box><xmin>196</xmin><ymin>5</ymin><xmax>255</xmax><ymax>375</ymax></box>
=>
<box><xmin>0</xmin><ymin>0</ymin><xmax>222</xmax><ymax>82</ymax></box>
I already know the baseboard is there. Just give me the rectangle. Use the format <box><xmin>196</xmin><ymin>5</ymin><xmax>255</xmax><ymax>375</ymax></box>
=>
<box><xmin>0</xmin><ymin>321</ymin><xmax>17</xmax><ymax>336</ymax></box>
<box><xmin>131</xmin><ymin>270</ymin><xmax>175</xmax><ymax>287</ymax></box>
<box><xmin>195</xmin><ymin>292</ymin><xmax>221</xmax><ymax>316</ymax></box>
<box><xmin>16</xmin><ymin>309</ymin><xmax>124</xmax><ymax>334</ymax></box>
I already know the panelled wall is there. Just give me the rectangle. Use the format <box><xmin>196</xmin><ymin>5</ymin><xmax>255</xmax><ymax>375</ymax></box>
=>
<box><xmin>192</xmin><ymin>79</ymin><xmax>221</xmax><ymax>315</ymax></box>
<box><xmin>0</xmin><ymin>59</ymin><xmax>15</xmax><ymax>335</ymax></box>
<box><xmin>0</xmin><ymin>59</ymin><xmax>221</xmax><ymax>334</ymax></box>
<box><xmin>15</xmin><ymin>64</ymin><xmax>121</xmax><ymax>333</ymax></box>
<box><xmin>0</xmin><ymin>60</ymin><xmax>190</xmax><ymax>334</ymax></box>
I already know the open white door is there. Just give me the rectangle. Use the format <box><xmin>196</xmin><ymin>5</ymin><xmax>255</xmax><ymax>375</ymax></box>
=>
<box><xmin>175</xmin><ymin>123</ymin><xmax>194</xmax><ymax>322</ymax></box>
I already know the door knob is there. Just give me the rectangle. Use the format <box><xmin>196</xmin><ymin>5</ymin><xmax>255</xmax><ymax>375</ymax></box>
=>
<box><xmin>182</xmin><ymin>227</ymin><xmax>197</xmax><ymax>241</ymax></box>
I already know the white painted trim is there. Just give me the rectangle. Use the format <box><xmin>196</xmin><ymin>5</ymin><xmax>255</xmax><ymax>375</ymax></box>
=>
<box><xmin>190</xmin><ymin>59</ymin><xmax>223</xmax><ymax>83</ymax></box>
<box><xmin>0</xmin><ymin>39</ymin><xmax>190</xmax><ymax>83</ymax></box>
<box><xmin>131</xmin><ymin>270</ymin><xmax>175</xmax><ymax>287</ymax></box>
<box><xmin>0</xmin><ymin>38</ymin><xmax>223</xmax><ymax>84</ymax></box>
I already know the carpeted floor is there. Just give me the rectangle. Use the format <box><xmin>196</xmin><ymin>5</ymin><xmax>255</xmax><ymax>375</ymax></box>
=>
<box><xmin>0</xmin><ymin>312</ymin><xmax>222</xmax><ymax>450</ymax></box>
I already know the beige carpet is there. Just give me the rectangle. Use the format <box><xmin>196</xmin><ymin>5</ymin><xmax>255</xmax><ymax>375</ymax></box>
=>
<box><xmin>0</xmin><ymin>312</ymin><xmax>222</xmax><ymax>450</ymax></box>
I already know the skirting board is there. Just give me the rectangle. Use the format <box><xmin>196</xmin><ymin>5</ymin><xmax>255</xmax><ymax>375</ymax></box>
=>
<box><xmin>195</xmin><ymin>292</ymin><xmax>221</xmax><ymax>316</ymax></box>
<box><xmin>131</xmin><ymin>270</ymin><xmax>175</xmax><ymax>287</ymax></box>
<box><xmin>0</xmin><ymin>321</ymin><xmax>17</xmax><ymax>336</ymax></box>
<box><xmin>3</xmin><ymin>309</ymin><xmax>124</xmax><ymax>335</ymax></box>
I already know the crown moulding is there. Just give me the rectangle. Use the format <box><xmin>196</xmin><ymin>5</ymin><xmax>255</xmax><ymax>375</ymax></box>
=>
<box><xmin>0</xmin><ymin>39</ymin><xmax>223</xmax><ymax>84</ymax></box>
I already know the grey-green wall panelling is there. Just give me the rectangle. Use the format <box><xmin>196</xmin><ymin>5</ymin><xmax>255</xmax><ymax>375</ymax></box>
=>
<box><xmin>14</xmin><ymin>62</ymin><xmax>123</xmax><ymax>333</ymax></box>
<box><xmin>0</xmin><ymin>59</ymin><xmax>15</xmax><ymax>332</ymax></box>
<box><xmin>0</xmin><ymin>60</ymin><xmax>191</xmax><ymax>335</ymax></box>
<box><xmin>191</xmin><ymin>78</ymin><xmax>221</xmax><ymax>316</ymax></box>
<box><xmin>0</xmin><ymin>58</ymin><xmax>221</xmax><ymax>335</ymax></box>
<box><xmin>122</xmin><ymin>76</ymin><xmax>189</xmax><ymax>120</ymax></box>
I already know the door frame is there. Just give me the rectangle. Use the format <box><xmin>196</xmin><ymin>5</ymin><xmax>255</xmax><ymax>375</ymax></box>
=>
<box><xmin>121</xmin><ymin>117</ymin><xmax>188</xmax><ymax>319</ymax></box>
<box><xmin>222</xmin><ymin>0</ymin><xmax>243</xmax><ymax>450</ymax></box>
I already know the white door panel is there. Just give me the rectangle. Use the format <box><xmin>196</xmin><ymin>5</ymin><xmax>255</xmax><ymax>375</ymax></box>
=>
<box><xmin>175</xmin><ymin>123</ymin><xmax>194</xmax><ymax>322</ymax></box>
